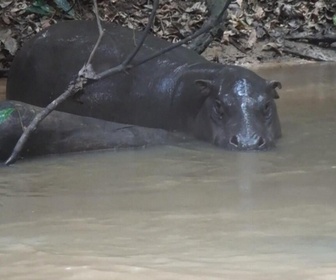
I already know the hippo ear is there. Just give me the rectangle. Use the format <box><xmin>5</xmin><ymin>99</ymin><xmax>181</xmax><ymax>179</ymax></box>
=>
<box><xmin>195</xmin><ymin>79</ymin><xmax>213</xmax><ymax>97</ymax></box>
<box><xmin>267</xmin><ymin>80</ymin><xmax>282</xmax><ymax>99</ymax></box>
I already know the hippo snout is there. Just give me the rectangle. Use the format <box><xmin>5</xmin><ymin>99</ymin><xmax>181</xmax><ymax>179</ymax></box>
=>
<box><xmin>228</xmin><ymin>133</ymin><xmax>274</xmax><ymax>150</ymax></box>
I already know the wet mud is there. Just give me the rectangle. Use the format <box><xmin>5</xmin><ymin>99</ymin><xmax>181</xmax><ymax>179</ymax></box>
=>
<box><xmin>1</xmin><ymin>63</ymin><xmax>336</xmax><ymax>279</ymax></box>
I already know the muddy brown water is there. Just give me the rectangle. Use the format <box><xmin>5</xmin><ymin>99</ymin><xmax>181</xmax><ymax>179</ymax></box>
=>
<box><xmin>1</xmin><ymin>63</ymin><xmax>336</xmax><ymax>279</ymax></box>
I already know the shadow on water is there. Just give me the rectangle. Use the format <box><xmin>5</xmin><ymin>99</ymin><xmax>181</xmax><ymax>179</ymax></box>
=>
<box><xmin>1</xmin><ymin>63</ymin><xmax>336</xmax><ymax>279</ymax></box>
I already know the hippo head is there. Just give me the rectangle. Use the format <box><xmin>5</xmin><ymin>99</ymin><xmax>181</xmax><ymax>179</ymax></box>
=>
<box><xmin>192</xmin><ymin>67</ymin><xmax>282</xmax><ymax>151</ymax></box>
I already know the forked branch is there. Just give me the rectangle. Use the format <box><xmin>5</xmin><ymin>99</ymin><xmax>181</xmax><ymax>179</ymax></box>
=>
<box><xmin>5</xmin><ymin>0</ymin><xmax>232</xmax><ymax>165</ymax></box>
<box><xmin>5</xmin><ymin>0</ymin><xmax>159</xmax><ymax>165</ymax></box>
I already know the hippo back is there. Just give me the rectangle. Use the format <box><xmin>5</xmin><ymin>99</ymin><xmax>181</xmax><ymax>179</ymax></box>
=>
<box><xmin>6</xmin><ymin>20</ymin><xmax>205</xmax><ymax>124</ymax></box>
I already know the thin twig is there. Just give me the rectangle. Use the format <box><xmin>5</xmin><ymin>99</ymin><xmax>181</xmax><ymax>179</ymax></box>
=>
<box><xmin>86</xmin><ymin>32</ymin><xmax>105</xmax><ymax>68</ymax></box>
<box><xmin>86</xmin><ymin>0</ymin><xmax>105</xmax><ymax>65</ymax></box>
<box><xmin>97</xmin><ymin>0</ymin><xmax>232</xmax><ymax>79</ymax></box>
<box><xmin>282</xmin><ymin>48</ymin><xmax>330</xmax><ymax>62</ymax></box>
<box><xmin>122</xmin><ymin>0</ymin><xmax>159</xmax><ymax>66</ymax></box>
<box><xmin>93</xmin><ymin>0</ymin><xmax>103</xmax><ymax>35</ymax></box>
<box><xmin>95</xmin><ymin>0</ymin><xmax>159</xmax><ymax>79</ymax></box>
<box><xmin>133</xmin><ymin>24</ymin><xmax>217</xmax><ymax>68</ymax></box>
<box><xmin>5</xmin><ymin>0</ymin><xmax>233</xmax><ymax>164</ymax></box>
<box><xmin>5</xmin><ymin>0</ymin><xmax>104</xmax><ymax>165</ymax></box>
<box><xmin>5</xmin><ymin>0</ymin><xmax>159</xmax><ymax>165</ymax></box>
<box><xmin>132</xmin><ymin>0</ymin><xmax>232</xmax><ymax>68</ymax></box>
<box><xmin>5</xmin><ymin>81</ymin><xmax>78</xmax><ymax>165</ymax></box>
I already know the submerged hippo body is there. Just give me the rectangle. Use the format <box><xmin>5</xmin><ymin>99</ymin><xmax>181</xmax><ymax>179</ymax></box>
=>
<box><xmin>0</xmin><ymin>101</ymin><xmax>177</xmax><ymax>160</ymax></box>
<box><xmin>7</xmin><ymin>20</ymin><xmax>282</xmax><ymax>150</ymax></box>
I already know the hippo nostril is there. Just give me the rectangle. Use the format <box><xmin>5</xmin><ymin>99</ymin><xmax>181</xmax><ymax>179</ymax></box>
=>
<box><xmin>229</xmin><ymin>135</ymin><xmax>267</xmax><ymax>150</ymax></box>
<box><xmin>230</xmin><ymin>135</ymin><xmax>239</xmax><ymax>147</ymax></box>
<box><xmin>257</xmin><ymin>137</ymin><xmax>266</xmax><ymax>148</ymax></box>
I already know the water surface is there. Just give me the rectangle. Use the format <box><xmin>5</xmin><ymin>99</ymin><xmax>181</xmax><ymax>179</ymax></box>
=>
<box><xmin>1</xmin><ymin>63</ymin><xmax>336</xmax><ymax>279</ymax></box>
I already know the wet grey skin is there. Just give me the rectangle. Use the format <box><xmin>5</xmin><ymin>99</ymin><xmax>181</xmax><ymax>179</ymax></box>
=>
<box><xmin>0</xmin><ymin>101</ymin><xmax>179</xmax><ymax>160</ymax></box>
<box><xmin>6</xmin><ymin>20</ymin><xmax>282</xmax><ymax>151</ymax></box>
<box><xmin>190</xmin><ymin>66</ymin><xmax>282</xmax><ymax>150</ymax></box>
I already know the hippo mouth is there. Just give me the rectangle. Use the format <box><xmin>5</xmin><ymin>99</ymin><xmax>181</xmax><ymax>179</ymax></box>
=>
<box><xmin>214</xmin><ymin>133</ymin><xmax>276</xmax><ymax>151</ymax></box>
<box><xmin>228</xmin><ymin>134</ymin><xmax>275</xmax><ymax>150</ymax></box>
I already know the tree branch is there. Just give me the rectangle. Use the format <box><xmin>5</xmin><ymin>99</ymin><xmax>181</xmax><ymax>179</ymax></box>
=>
<box><xmin>95</xmin><ymin>0</ymin><xmax>159</xmax><ymax>79</ymax></box>
<box><xmin>189</xmin><ymin>0</ymin><xmax>231</xmax><ymax>54</ymax></box>
<box><xmin>5</xmin><ymin>81</ymin><xmax>78</xmax><ymax>164</ymax></box>
<box><xmin>130</xmin><ymin>0</ymin><xmax>232</xmax><ymax>69</ymax></box>
<box><xmin>96</xmin><ymin>0</ymin><xmax>232</xmax><ymax>79</ymax></box>
<box><xmin>5</xmin><ymin>0</ymin><xmax>233</xmax><ymax>165</ymax></box>
<box><xmin>5</xmin><ymin>0</ymin><xmax>160</xmax><ymax>165</ymax></box>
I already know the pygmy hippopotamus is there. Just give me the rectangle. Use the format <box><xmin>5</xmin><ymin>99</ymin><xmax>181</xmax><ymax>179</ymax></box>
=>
<box><xmin>0</xmin><ymin>100</ymin><xmax>179</xmax><ymax>160</ymax></box>
<box><xmin>7</xmin><ymin>20</ymin><xmax>282</xmax><ymax>150</ymax></box>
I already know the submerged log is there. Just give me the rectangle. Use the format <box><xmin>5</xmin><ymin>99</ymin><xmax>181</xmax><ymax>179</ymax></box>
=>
<box><xmin>0</xmin><ymin>101</ymin><xmax>182</xmax><ymax>161</ymax></box>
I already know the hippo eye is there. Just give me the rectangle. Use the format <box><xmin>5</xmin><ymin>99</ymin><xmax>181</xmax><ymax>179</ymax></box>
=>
<box><xmin>213</xmin><ymin>100</ymin><xmax>224</xmax><ymax>119</ymax></box>
<box><xmin>263</xmin><ymin>101</ymin><xmax>272</xmax><ymax>116</ymax></box>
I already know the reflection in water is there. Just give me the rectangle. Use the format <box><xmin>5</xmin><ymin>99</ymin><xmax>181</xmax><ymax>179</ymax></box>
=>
<box><xmin>236</xmin><ymin>153</ymin><xmax>258</xmax><ymax>212</ymax></box>
<box><xmin>1</xmin><ymin>63</ymin><xmax>336</xmax><ymax>279</ymax></box>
